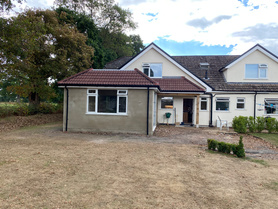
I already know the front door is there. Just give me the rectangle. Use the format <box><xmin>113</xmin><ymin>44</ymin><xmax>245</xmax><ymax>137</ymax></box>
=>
<box><xmin>183</xmin><ymin>99</ymin><xmax>193</xmax><ymax>123</ymax></box>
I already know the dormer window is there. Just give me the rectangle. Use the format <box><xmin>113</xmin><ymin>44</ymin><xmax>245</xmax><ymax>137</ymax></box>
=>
<box><xmin>200</xmin><ymin>63</ymin><xmax>209</xmax><ymax>70</ymax></box>
<box><xmin>245</xmin><ymin>64</ymin><xmax>267</xmax><ymax>79</ymax></box>
<box><xmin>142</xmin><ymin>63</ymin><xmax>162</xmax><ymax>78</ymax></box>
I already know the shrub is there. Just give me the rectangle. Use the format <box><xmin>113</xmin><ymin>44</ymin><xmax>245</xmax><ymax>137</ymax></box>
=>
<box><xmin>275</xmin><ymin>120</ymin><xmax>278</xmax><ymax>133</ymax></box>
<box><xmin>236</xmin><ymin>136</ymin><xmax>245</xmax><ymax>158</ymax></box>
<box><xmin>256</xmin><ymin>117</ymin><xmax>265</xmax><ymax>133</ymax></box>
<box><xmin>217</xmin><ymin>142</ymin><xmax>226</xmax><ymax>153</ymax></box>
<box><xmin>247</xmin><ymin>116</ymin><xmax>256</xmax><ymax>133</ymax></box>
<box><xmin>207</xmin><ymin>139</ymin><xmax>218</xmax><ymax>150</ymax></box>
<box><xmin>232</xmin><ymin>116</ymin><xmax>248</xmax><ymax>133</ymax></box>
<box><xmin>14</xmin><ymin>104</ymin><xmax>29</xmax><ymax>116</ymax></box>
<box><xmin>266</xmin><ymin>118</ymin><xmax>276</xmax><ymax>133</ymax></box>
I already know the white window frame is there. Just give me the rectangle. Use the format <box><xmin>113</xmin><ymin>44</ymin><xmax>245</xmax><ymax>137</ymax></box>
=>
<box><xmin>200</xmin><ymin>97</ymin><xmax>208</xmax><ymax>111</ymax></box>
<box><xmin>86</xmin><ymin>89</ymin><xmax>128</xmax><ymax>115</ymax></box>
<box><xmin>142</xmin><ymin>63</ymin><xmax>162</xmax><ymax>78</ymax></box>
<box><xmin>236</xmin><ymin>97</ymin><xmax>245</xmax><ymax>110</ymax></box>
<box><xmin>216</xmin><ymin>97</ymin><xmax>230</xmax><ymax>111</ymax></box>
<box><xmin>245</xmin><ymin>64</ymin><xmax>268</xmax><ymax>79</ymax></box>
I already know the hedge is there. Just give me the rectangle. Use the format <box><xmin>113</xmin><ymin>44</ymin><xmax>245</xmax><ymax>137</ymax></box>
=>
<box><xmin>232</xmin><ymin>116</ymin><xmax>278</xmax><ymax>134</ymax></box>
<box><xmin>207</xmin><ymin>136</ymin><xmax>245</xmax><ymax>158</ymax></box>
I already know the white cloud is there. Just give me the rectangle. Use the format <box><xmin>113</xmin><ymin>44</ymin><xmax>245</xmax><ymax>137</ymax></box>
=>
<box><xmin>117</xmin><ymin>0</ymin><xmax>278</xmax><ymax>55</ymax></box>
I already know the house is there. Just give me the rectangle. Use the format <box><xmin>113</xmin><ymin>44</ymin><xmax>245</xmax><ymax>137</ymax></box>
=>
<box><xmin>58</xmin><ymin>43</ymin><xmax>278</xmax><ymax>135</ymax></box>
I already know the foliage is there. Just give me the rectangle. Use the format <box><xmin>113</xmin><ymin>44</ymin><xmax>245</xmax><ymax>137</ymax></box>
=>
<box><xmin>0</xmin><ymin>0</ymin><xmax>23</xmax><ymax>12</ymax></box>
<box><xmin>256</xmin><ymin>117</ymin><xmax>265</xmax><ymax>133</ymax></box>
<box><xmin>207</xmin><ymin>136</ymin><xmax>245</xmax><ymax>158</ymax></box>
<box><xmin>0</xmin><ymin>9</ymin><xmax>94</xmax><ymax>106</ymax></box>
<box><xmin>236</xmin><ymin>136</ymin><xmax>245</xmax><ymax>158</ymax></box>
<box><xmin>247</xmin><ymin>116</ymin><xmax>256</xmax><ymax>133</ymax></box>
<box><xmin>54</xmin><ymin>0</ymin><xmax>136</xmax><ymax>33</ymax></box>
<box><xmin>0</xmin><ymin>78</ymin><xmax>18</xmax><ymax>102</ymax></box>
<box><xmin>0</xmin><ymin>102</ymin><xmax>63</xmax><ymax>118</ymax></box>
<box><xmin>56</xmin><ymin>7</ymin><xmax>144</xmax><ymax>67</ymax></box>
<box><xmin>232</xmin><ymin>116</ymin><xmax>248</xmax><ymax>133</ymax></box>
<box><xmin>266</xmin><ymin>118</ymin><xmax>276</xmax><ymax>134</ymax></box>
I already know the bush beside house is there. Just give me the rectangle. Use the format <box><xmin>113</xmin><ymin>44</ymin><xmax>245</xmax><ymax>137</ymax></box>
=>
<box><xmin>232</xmin><ymin>116</ymin><xmax>278</xmax><ymax>134</ymax></box>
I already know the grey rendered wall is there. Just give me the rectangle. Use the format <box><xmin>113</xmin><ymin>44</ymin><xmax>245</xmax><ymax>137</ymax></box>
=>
<box><xmin>63</xmin><ymin>88</ymin><xmax>154</xmax><ymax>135</ymax></box>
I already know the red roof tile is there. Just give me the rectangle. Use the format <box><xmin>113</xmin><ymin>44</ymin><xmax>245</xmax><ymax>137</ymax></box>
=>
<box><xmin>58</xmin><ymin>68</ymin><xmax>159</xmax><ymax>87</ymax></box>
<box><xmin>58</xmin><ymin>69</ymin><xmax>205</xmax><ymax>92</ymax></box>
<box><xmin>153</xmin><ymin>77</ymin><xmax>205</xmax><ymax>92</ymax></box>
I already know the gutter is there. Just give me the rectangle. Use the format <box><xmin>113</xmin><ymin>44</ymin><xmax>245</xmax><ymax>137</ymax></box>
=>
<box><xmin>65</xmin><ymin>86</ymin><xmax>69</xmax><ymax>132</ymax></box>
<box><xmin>254</xmin><ymin>91</ymin><xmax>257</xmax><ymax>118</ymax></box>
<box><xmin>147</xmin><ymin>87</ymin><xmax>150</xmax><ymax>135</ymax></box>
<box><xmin>205</xmin><ymin>92</ymin><xmax>214</xmax><ymax>127</ymax></box>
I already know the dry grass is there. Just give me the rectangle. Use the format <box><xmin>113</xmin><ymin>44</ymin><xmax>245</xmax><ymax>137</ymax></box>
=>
<box><xmin>0</xmin><ymin>123</ymin><xmax>278</xmax><ymax>208</ymax></box>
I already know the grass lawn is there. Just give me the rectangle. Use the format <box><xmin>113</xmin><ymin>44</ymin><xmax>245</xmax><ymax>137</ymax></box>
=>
<box><xmin>251</xmin><ymin>133</ymin><xmax>278</xmax><ymax>147</ymax></box>
<box><xmin>0</xmin><ymin>123</ymin><xmax>278</xmax><ymax>208</ymax></box>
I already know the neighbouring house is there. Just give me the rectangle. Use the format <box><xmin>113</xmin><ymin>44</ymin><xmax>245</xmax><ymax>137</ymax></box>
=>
<box><xmin>58</xmin><ymin>43</ymin><xmax>278</xmax><ymax>135</ymax></box>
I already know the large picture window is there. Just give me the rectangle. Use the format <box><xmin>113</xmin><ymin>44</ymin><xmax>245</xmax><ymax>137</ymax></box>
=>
<box><xmin>245</xmin><ymin>64</ymin><xmax>267</xmax><ymax>79</ymax></box>
<box><xmin>265</xmin><ymin>98</ymin><xmax>278</xmax><ymax>114</ymax></box>
<box><xmin>216</xmin><ymin>97</ymin><xmax>230</xmax><ymax>111</ymax></box>
<box><xmin>143</xmin><ymin>63</ymin><xmax>162</xmax><ymax>78</ymax></box>
<box><xmin>87</xmin><ymin>89</ymin><xmax>127</xmax><ymax>114</ymax></box>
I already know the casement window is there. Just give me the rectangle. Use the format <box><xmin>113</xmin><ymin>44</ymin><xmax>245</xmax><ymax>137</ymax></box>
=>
<box><xmin>161</xmin><ymin>97</ymin><xmax>173</xmax><ymax>109</ymax></box>
<box><xmin>236</xmin><ymin>98</ymin><xmax>245</xmax><ymax>109</ymax></box>
<box><xmin>264</xmin><ymin>98</ymin><xmax>278</xmax><ymax>114</ymax></box>
<box><xmin>143</xmin><ymin>63</ymin><xmax>162</xmax><ymax>78</ymax></box>
<box><xmin>216</xmin><ymin>97</ymin><xmax>230</xmax><ymax>111</ymax></box>
<box><xmin>200</xmin><ymin>97</ymin><xmax>208</xmax><ymax>110</ymax></box>
<box><xmin>87</xmin><ymin>89</ymin><xmax>127</xmax><ymax>114</ymax></box>
<box><xmin>245</xmin><ymin>64</ymin><xmax>267</xmax><ymax>79</ymax></box>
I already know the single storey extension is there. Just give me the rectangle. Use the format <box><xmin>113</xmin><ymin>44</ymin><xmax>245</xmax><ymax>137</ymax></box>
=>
<box><xmin>58</xmin><ymin>43</ymin><xmax>278</xmax><ymax>135</ymax></box>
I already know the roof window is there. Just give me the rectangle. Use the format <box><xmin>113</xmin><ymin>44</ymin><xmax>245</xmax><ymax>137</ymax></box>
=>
<box><xmin>200</xmin><ymin>63</ymin><xmax>209</xmax><ymax>70</ymax></box>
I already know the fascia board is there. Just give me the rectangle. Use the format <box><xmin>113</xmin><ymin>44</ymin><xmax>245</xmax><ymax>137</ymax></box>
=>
<box><xmin>225</xmin><ymin>46</ymin><xmax>278</xmax><ymax>69</ymax></box>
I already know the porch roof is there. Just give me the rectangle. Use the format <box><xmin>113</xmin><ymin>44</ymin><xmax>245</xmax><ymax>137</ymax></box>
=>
<box><xmin>153</xmin><ymin>77</ymin><xmax>205</xmax><ymax>92</ymax></box>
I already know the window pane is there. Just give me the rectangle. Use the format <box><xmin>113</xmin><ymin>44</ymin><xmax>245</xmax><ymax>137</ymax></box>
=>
<box><xmin>88</xmin><ymin>96</ymin><xmax>95</xmax><ymax>112</ymax></box>
<box><xmin>143</xmin><ymin>68</ymin><xmax>149</xmax><ymax>76</ymax></box>
<box><xmin>88</xmin><ymin>89</ymin><xmax>96</xmax><ymax>94</ymax></box>
<box><xmin>201</xmin><ymin>101</ymin><xmax>207</xmax><ymax>110</ymax></box>
<box><xmin>161</xmin><ymin>97</ymin><xmax>173</xmax><ymax>109</ymax></box>
<box><xmin>237</xmin><ymin>99</ymin><xmax>244</xmax><ymax>103</ymax></box>
<box><xmin>216</xmin><ymin>102</ymin><xmax>229</xmax><ymax>111</ymax></box>
<box><xmin>237</xmin><ymin>103</ymin><xmax>244</xmax><ymax>109</ymax></box>
<box><xmin>149</xmin><ymin>64</ymin><xmax>162</xmax><ymax>77</ymax></box>
<box><xmin>119</xmin><ymin>97</ymin><xmax>127</xmax><ymax>113</ymax></box>
<box><xmin>245</xmin><ymin>64</ymin><xmax>258</xmax><ymax>78</ymax></box>
<box><xmin>98</xmin><ymin>90</ymin><xmax>117</xmax><ymax>113</ymax></box>
<box><xmin>260</xmin><ymin>68</ymin><xmax>267</xmax><ymax>78</ymax></box>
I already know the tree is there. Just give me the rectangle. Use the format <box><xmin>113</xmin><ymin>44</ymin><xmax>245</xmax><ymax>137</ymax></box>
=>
<box><xmin>0</xmin><ymin>9</ymin><xmax>94</xmax><ymax>106</ymax></box>
<box><xmin>55</xmin><ymin>0</ymin><xmax>136</xmax><ymax>33</ymax></box>
<box><xmin>0</xmin><ymin>0</ymin><xmax>23</xmax><ymax>12</ymax></box>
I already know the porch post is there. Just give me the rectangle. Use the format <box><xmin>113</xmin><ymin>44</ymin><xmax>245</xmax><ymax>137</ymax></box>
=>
<box><xmin>196</xmin><ymin>95</ymin><xmax>200</xmax><ymax>128</ymax></box>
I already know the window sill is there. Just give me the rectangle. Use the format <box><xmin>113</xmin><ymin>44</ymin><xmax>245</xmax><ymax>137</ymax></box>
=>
<box><xmin>244</xmin><ymin>78</ymin><xmax>268</xmax><ymax>80</ymax></box>
<box><xmin>215</xmin><ymin>110</ymin><xmax>230</xmax><ymax>112</ymax></box>
<box><xmin>200</xmin><ymin>110</ymin><xmax>208</xmax><ymax>112</ymax></box>
<box><xmin>86</xmin><ymin>112</ymin><xmax>128</xmax><ymax>116</ymax></box>
<box><xmin>235</xmin><ymin>109</ymin><xmax>246</xmax><ymax>111</ymax></box>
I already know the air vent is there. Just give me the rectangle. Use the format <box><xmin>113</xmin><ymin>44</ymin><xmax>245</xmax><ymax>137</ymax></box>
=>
<box><xmin>200</xmin><ymin>62</ymin><xmax>209</xmax><ymax>70</ymax></box>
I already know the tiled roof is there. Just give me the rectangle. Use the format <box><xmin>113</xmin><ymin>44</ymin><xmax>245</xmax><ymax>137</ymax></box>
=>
<box><xmin>58</xmin><ymin>68</ymin><xmax>159</xmax><ymax>87</ymax></box>
<box><xmin>105</xmin><ymin>55</ymin><xmax>278</xmax><ymax>92</ymax></box>
<box><xmin>153</xmin><ymin>77</ymin><xmax>205</xmax><ymax>92</ymax></box>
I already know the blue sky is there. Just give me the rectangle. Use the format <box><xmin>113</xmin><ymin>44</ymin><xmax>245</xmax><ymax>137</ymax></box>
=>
<box><xmin>11</xmin><ymin>0</ymin><xmax>278</xmax><ymax>56</ymax></box>
<box><xmin>117</xmin><ymin>0</ymin><xmax>278</xmax><ymax>56</ymax></box>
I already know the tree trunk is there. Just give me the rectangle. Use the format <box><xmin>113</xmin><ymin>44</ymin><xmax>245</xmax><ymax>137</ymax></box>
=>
<box><xmin>28</xmin><ymin>92</ymin><xmax>40</xmax><ymax>107</ymax></box>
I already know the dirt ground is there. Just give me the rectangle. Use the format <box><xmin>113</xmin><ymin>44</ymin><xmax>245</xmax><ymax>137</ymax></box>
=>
<box><xmin>0</xmin><ymin>120</ymin><xmax>278</xmax><ymax>208</ymax></box>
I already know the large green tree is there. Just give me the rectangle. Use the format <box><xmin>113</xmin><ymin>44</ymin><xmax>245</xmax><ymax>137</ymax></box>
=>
<box><xmin>0</xmin><ymin>9</ymin><xmax>94</xmax><ymax>105</ymax></box>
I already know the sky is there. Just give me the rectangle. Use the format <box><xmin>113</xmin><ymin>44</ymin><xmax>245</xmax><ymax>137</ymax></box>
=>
<box><xmin>9</xmin><ymin>0</ymin><xmax>278</xmax><ymax>56</ymax></box>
